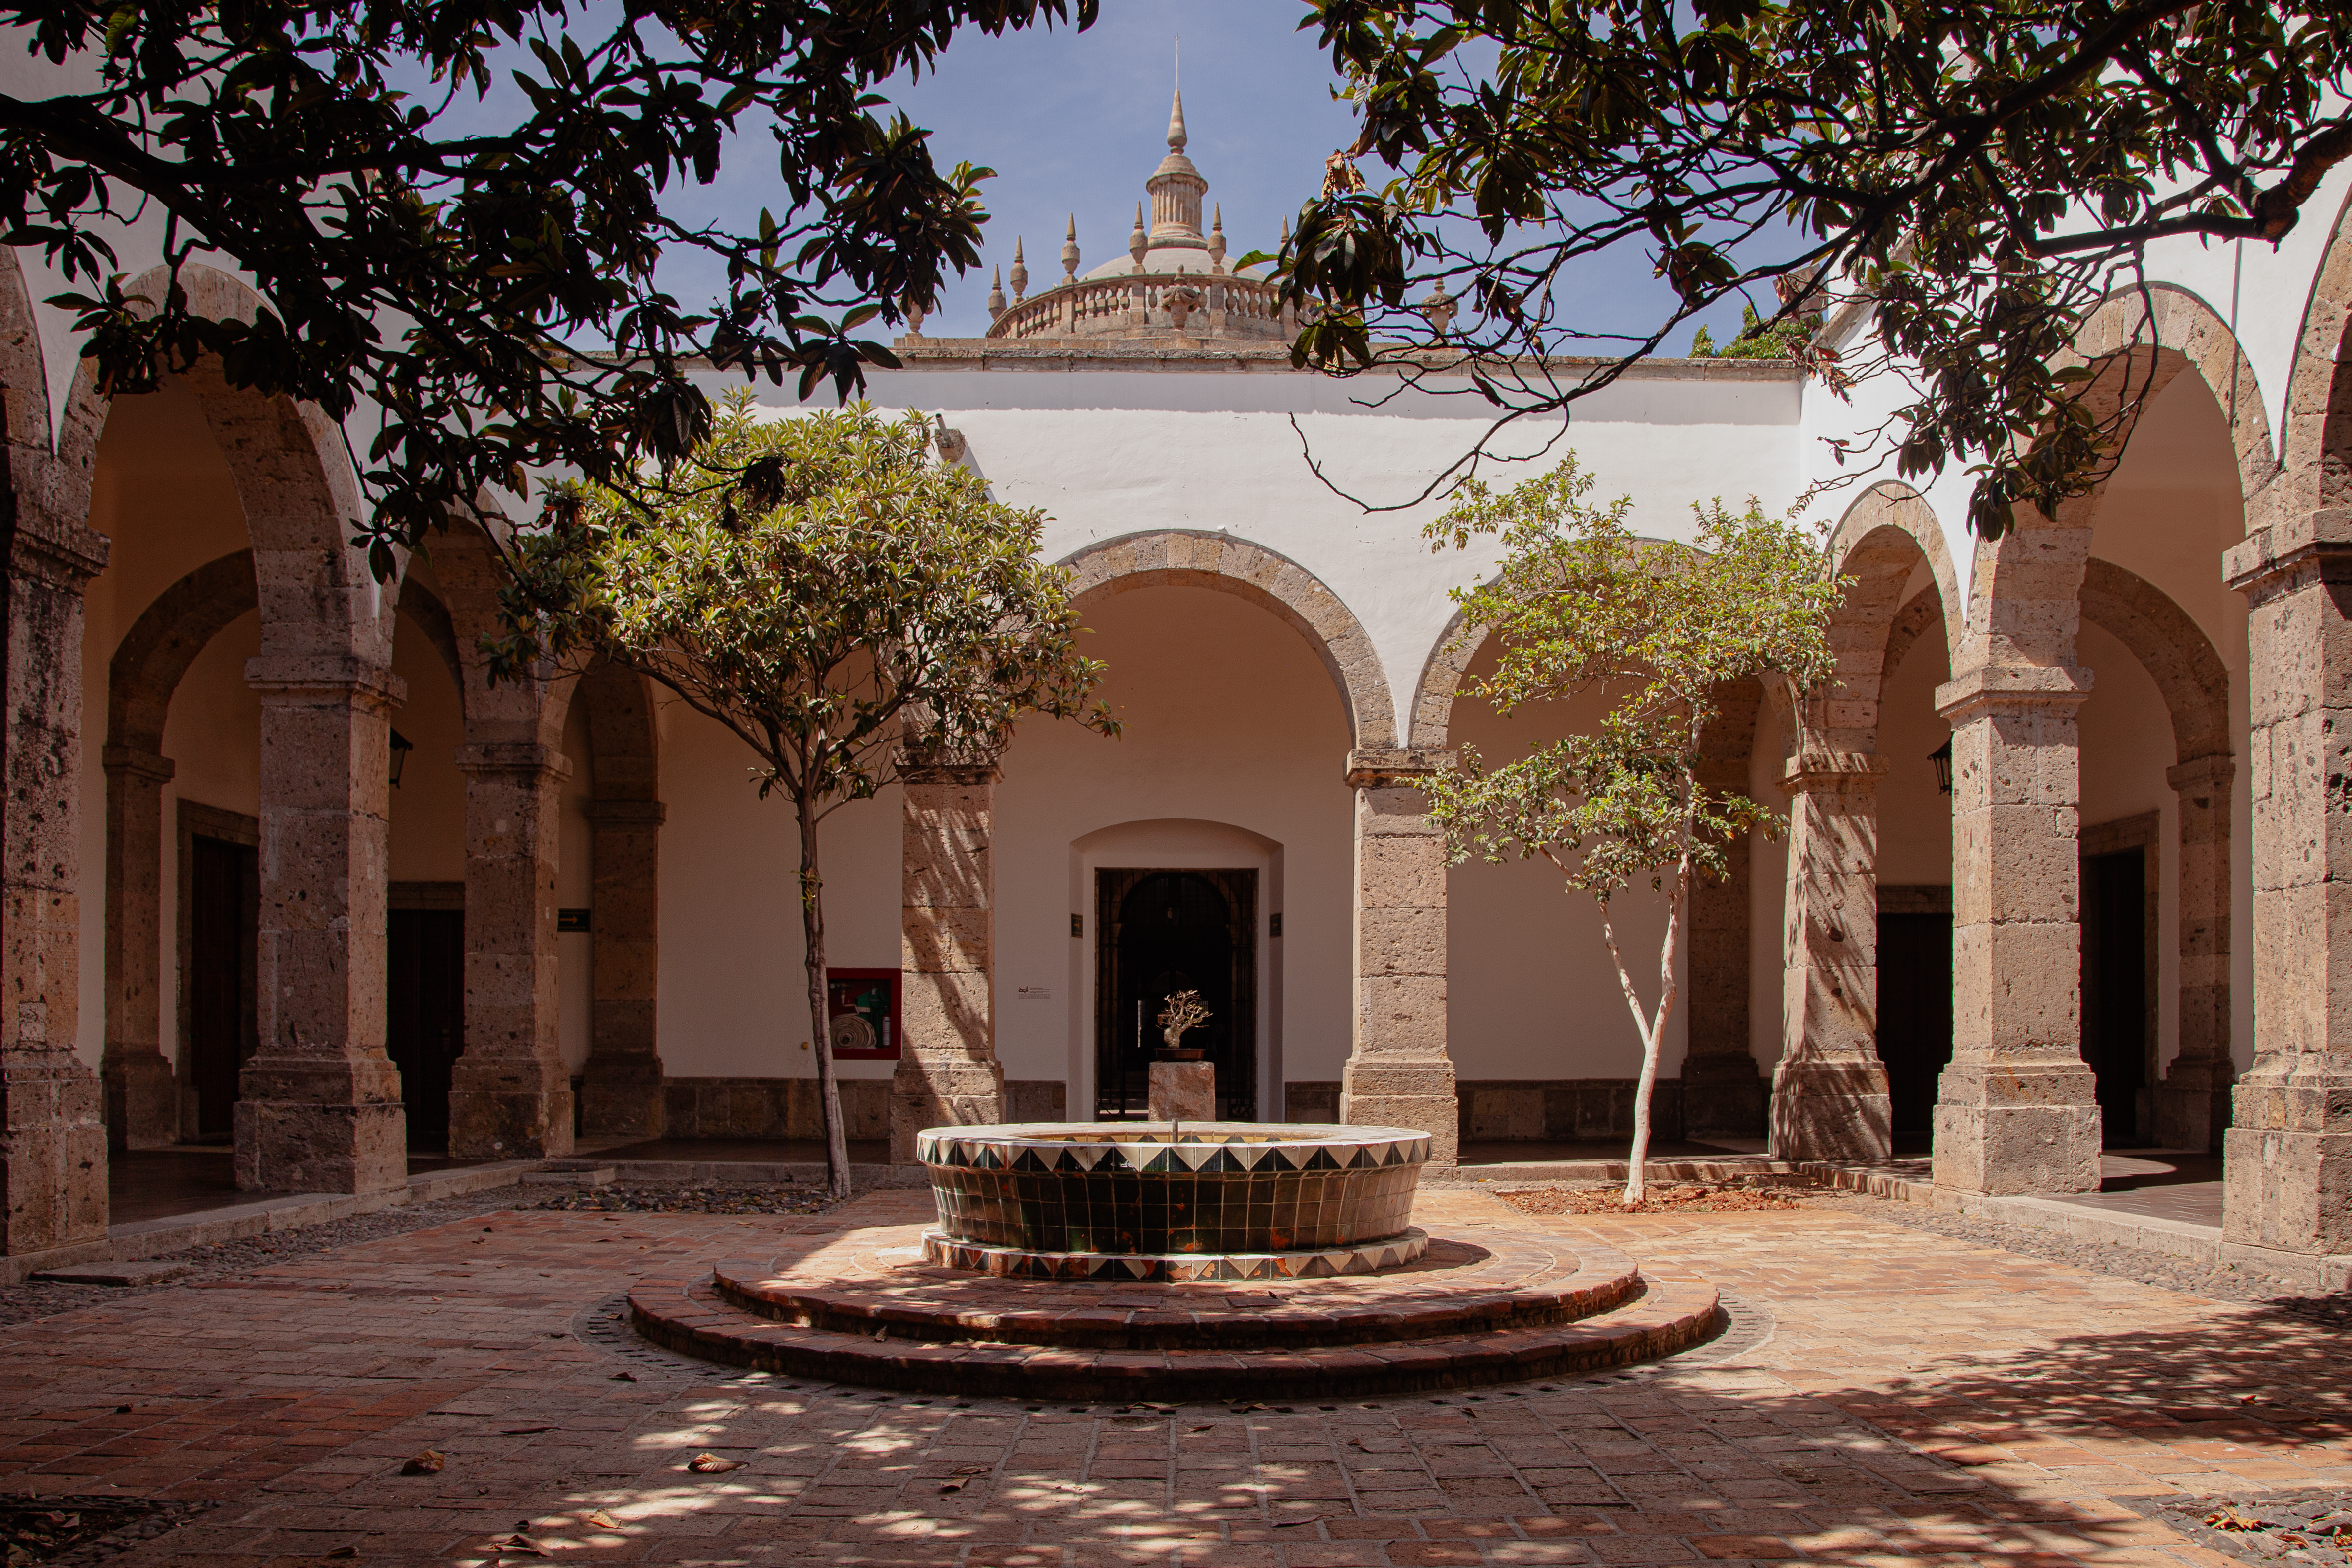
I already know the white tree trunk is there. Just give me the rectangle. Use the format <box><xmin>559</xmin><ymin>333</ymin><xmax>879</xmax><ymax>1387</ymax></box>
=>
<box><xmin>1599</xmin><ymin>855</ymin><xmax>1690</xmax><ymax>1205</ymax></box>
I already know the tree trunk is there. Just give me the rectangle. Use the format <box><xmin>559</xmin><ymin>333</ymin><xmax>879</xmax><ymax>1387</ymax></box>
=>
<box><xmin>1604</xmin><ymin>856</ymin><xmax>1690</xmax><ymax>1206</ymax></box>
<box><xmin>798</xmin><ymin>793</ymin><xmax>853</xmax><ymax>1199</ymax></box>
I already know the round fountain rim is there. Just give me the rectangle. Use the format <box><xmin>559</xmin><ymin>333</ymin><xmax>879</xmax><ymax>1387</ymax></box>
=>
<box><xmin>915</xmin><ymin>1121</ymin><xmax>1434</xmax><ymax>1172</ymax></box>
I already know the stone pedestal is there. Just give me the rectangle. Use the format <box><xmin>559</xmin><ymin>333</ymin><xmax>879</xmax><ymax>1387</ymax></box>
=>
<box><xmin>1</xmin><ymin>510</ymin><xmax>111</xmax><ymax>1255</ymax></box>
<box><xmin>579</xmin><ymin>800</ymin><xmax>665</xmax><ymax>1139</ymax></box>
<box><xmin>890</xmin><ymin>759</ymin><xmax>1005</xmax><ymax>1161</ymax></box>
<box><xmin>2217</xmin><ymin>511</ymin><xmax>2352</xmax><ymax>1269</ymax></box>
<box><xmin>101</xmin><ymin>745</ymin><xmax>180</xmax><ymax>1149</ymax></box>
<box><xmin>1148</xmin><ymin>1060</ymin><xmax>1216</xmax><ymax>1122</ymax></box>
<box><xmin>2152</xmin><ymin>755</ymin><xmax>2236</xmax><ymax>1154</ymax></box>
<box><xmin>1338</xmin><ymin>749</ymin><xmax>1457</xmax><ymax>1164</ymax></box>
<box><xmin>1931</xmin><ymin>666</ymin><xmax>2102</xmax><ymax>1196</ymax></box>
<box><xmin>449</xmin><ymin>742</ymin><xmax>575</xmax><ymax>1159</ymax></box>
<box><xmin>1769</xmin><ymin>754</ymin><xmax>1893</xmax><ymax>1162</ymax></box>
<box><xmin>236</xmin><ymin>654</ymin><xmax>409</xmax><ymax>1195</ymax></box>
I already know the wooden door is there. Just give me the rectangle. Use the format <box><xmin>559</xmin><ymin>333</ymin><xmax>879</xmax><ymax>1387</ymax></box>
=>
<box><xmin>186</xmin><ymin>834</ymin><xmax>259</xmax><ymax>1141</ymax></box>
<box><xmin>387</xmin><ymin>909</ymin><xmax>465</xmax><ymax>1146</ymax></box>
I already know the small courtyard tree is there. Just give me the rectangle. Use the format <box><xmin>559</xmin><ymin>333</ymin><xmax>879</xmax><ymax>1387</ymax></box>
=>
<box><xmin>1423</xmin><ymin>459</ymin><xmax>1839</xmax><ymax>1204</ymax></box>
<box><xmin>498</xmin><ymin>391</ymin><xmax>1114</xmax><ymax>1198</ymax></box>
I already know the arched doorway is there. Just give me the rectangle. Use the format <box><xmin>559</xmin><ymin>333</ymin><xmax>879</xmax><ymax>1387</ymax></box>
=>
<box><xmin>1096</xmin><ymin>868</ymin><xmax>1257</xmax><ymax>1120</ymax></box>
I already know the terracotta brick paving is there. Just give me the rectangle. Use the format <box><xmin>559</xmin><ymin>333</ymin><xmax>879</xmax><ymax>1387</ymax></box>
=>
<box><xmin>0</xmin><ymin>1192</ymin><xmax>2345</xmax><ymax>1566</ymax></box>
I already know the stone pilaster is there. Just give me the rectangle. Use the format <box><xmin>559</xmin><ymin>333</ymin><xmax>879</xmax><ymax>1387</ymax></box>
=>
<box><xmin>236</xmin><ymin>653</ymin><xmax>409</xmax><ymax>1195</ymax></box>
<box><xmin>449</xmin><ymin>742</ymin><xmax>575</xmax><ymax>1159</ymax></box>
<box><xmin>1931</xmin><ymin>665</ymin><xmax>2102</xmax><ymax>1195</ymax></box>
<box><xmin>1</xmin><ymin>508</ymin><xmax>109</xmax><ymax>1256</ymax></box>
<box><xmin>1768</xmin><ymin>753</ymin><xmax>1892</xmax><ymax>1162</ymax></box>
<box><xmin>1339</xmin><ymin>747</ymin><xmax>1457</xmax><ymax>1166</ymax></box>
<box><xmin>2153</xmin><ymin>753</ymin><xmax>2236</xmax><ymax>1154</ymax></box>
<box><xmin>101</xmin><ymin>744</ymin><xmax>180</xmax><ymax>1149</ymax></box>
<box><xmin>889</xmin><ymin>759</ymin><xmax>1004</xmax><ymax>1162</ymax></box>
<box><xmin>2219</xmin><ymin>511</ymin><xmax>2352</xmax><ymax>1272</ymax></box>
<box><xmin>579</xmin><ymin>799</ymin><xmax>665</xmax><ymax>1139</ymax></box>
<box><xmin>1684</xmin><ymin>738</ymin><xmax>1764</xmax><ymax>1140</ymax></box>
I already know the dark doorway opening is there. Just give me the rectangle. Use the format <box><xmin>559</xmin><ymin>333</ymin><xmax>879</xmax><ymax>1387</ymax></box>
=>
<box><xmin>1095</xmin><ymin>868</ymin><xmax>1257</xmax><ymax>1121</ymax></box>
<box><xmin>185</xmin><ymin>833</ymin><xmax>259</xmax><ymax>1142</ymax></box>
<box><xmin>2081</xmin><ymin>846</ymin><xmax>2151</xmax><ymax>1145</ymax></box>
<box><xmin>388</xmin><ymin>907</ymin><xmax>465</xmax><ymax>1148</ymax></box>
<box><xmin>1875</xmin><ymin>887</ymin><xmax>1953</xmax><ymax>1147</ymax></box>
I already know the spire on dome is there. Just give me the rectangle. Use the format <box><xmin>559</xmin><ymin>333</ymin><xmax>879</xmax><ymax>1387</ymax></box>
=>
<box><xmin>1167</xmin><ymin>87</ymin><xmax>1187</xmax><ymax>151</ymax></box>
<box><xmin>1009</xmin><ymin>237</ymin><xmax>1028</xmax><ymax>301</ymax></box>
<box><xmin>1060</xmin><ymin>215</ymin><xmax>1080</xmax><ymax>284</ymax></box>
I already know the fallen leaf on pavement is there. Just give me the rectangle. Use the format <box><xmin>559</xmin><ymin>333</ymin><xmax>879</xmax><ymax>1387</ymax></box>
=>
<box><xmin>400</xmin><ymin>1450</ymin><xmax>444</xmax><ymax>1476</ymax></box>
<box><xmin>687</xmin><ymin>1453</ymin><xmax>742</xmax><ymax>1473</ymax></box>
<box><xmin>583</xmin><ymin>1510</ymin><xmax>619</xmax><ymax>1529</ymax></box>
<box><xmin>610</xmin><ymin>1371</ymin><xmax>636</xmax><ymax>1382</ymax></box>
<box><xmin>486</xmin><ymin>1533</ymin><xmax>545</xmax><ymax>1557</ymax></box>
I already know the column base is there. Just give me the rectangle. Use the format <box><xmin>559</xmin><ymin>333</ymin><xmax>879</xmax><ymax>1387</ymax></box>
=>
<box><xmin>1681</xmin><ymin>1058</ymin><xmax>1767</xmax><ymax>1142</ymax></box>
<box><xmin>1766</xmin><ymin>1058</ymin><xmax>1890</xmax><ymax>1163</ymax></box>
<box><xmin>1339</xmin><ymin>1060</ymin><xmax>1458</xmax><ymax>1167</ymax></box>
<box><xmin>2152</xmin><ymin>1056</ymin><xmax>2236</xmax><ymax>1156</ymax></box>
<box><xmin>233</xmin><ymin>1056</ymin><xmax>409</xmax><ymax>1195</ymax></box>
<box><xmin>0</xmin><ymin>1044</ymin><xmax>108</xmax><ymax>1255</ymax></box>
<box><xmin>580</xmin><ymin>1053</ymin><xmax>666</xmax><ymax>1140</ymax></box>
<box><xmin>1931</xmin><ymin>1062</ymin><xmax>2101</xmax><ymax>1195</ymax></box>
<box><xmin>103</xmin><ymin>1048</ymin><xmax>180</xmax><ymax>1151</ymax></box>
<box><xmin>449</xmin><ymin>1058</ymin><xmax>576</xmax><ymax>1161</ymax></box>
<box><xmin>2223</xmin><ymin>1098</ymin><xmax>2352</xmax><ymax>1257</ymax></box>
<box><xmin>889</xmin><ymin>1058</ymin><xmax>1006</xmax><ymax>1164</ymax></box>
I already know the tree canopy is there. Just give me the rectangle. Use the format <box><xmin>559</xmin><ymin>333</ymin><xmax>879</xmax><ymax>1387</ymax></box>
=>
<box><xmin>1278</xmin><ymin>0</ymin><xmax>2352</xmax><ymax>535</ymax></box>
<box><xmin>497</xmin><ymin>391</ymin><xmax>1115</xmax><ymax>1193</ymax></box>
<box><xmin>1</xmin><ymin>0</ymin><xmax>1094</xmax><ymax>575</ymax></box>
<box><xmin>1422</xmin><ymin>458</ymin><xmax>1839</xmax><ymax>1199</ymax></box>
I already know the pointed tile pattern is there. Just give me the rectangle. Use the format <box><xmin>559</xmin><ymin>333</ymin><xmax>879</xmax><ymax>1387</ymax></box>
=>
<box><xmin>915</xmin><ymin>1122</ymin><xmax>1434</xmax><ymax>1267</ymax></box>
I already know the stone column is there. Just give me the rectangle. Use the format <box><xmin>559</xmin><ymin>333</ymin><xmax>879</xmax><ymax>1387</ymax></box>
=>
<box><xmin>2219</xmin><ymin>512</ymin><xmax>2352</xmax><ymax>1275</ymax></box>
<box><xmin>1931</xmin><ymin>666</ymin><xmax>2102</xmax><ymax>1195</ymax></box>
<box><xmin>1339</xmin><ymin>747</ymin><xmax>1457</xmax><ymax>1166</ymax></box>
<box><xmin>0</xmin><ymin>508</ymin><xmax>110</xmax><ymax>1257</ymax></box>
<box><xmin>236</xmin><ymin>654</ymin><xmax>409</xmax><ymax>1195</ymax></box>
<box><xmin>889</xmin><ymin>758</ymin><xmax>1004</xmax><ymax>1162</ymax></box>
<box><xmin>449</xmin><ymin>742</ymin><xmax>575</xmax><ymax>1159</ymax></box>
<box><xmin>2153</xmin><ymin>753</ymin><xmax>2235</xmax><ymax>1154</ymax></box>
<box><xmin>101</xmin><ymin>744</ymin><xmax>180</xmax><ymax>1148</ymax></box>
<box><xmin>579</xmin><ymin>799</ymin><xmax>665</xmax><ymax>1139</ymax></box>
<box><xmin>1768</xmin><ymin>753</ymin><xmax>1893</xmax><ymax>1162</ymax></box>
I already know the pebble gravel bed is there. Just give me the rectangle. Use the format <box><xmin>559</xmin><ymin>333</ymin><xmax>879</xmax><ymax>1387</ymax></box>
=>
<box><xmin>524</xmin><ymin>1181</ymin><xmax>837</xmax><ymax>1216</ymax></box>
<box><xmin>1817</xmin><ymin>1190</ymin><xmax>2352</xmax><ymax>1329</ymax></box>
<box><xmin>2128</xmin><ymin>1488</ymin><xmax>2352</xmax><ymax>1567</ymax></box>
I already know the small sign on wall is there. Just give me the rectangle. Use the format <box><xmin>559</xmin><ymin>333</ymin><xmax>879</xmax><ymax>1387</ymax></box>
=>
<box><xmin>826</xmin><ymin>968</ymin><xmax>901</xmax><ymax>1060</ymax></box>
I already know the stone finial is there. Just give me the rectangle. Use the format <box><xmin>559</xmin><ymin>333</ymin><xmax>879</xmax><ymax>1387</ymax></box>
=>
<box><xmin>1009</xmin><ymin>238</ymin><xmax>1028</xmax><ymax>303</ymax></box>
<box><xmin>1167</xmin><ymin>86</ymin><xmax>1188</xmax><ymax>151</ymax></box>
<box><xmin>986</xmin><ymin>265</ymin><xmax>1005</xmax><ymax>320</ymax></box>
<box><xmin>903</xmin><ymin>296</ymin><xmax>927</xmax><ymax>338</ymax></box>
<box><xmin>1209</xmin><ymin>205</ymin><xmax>1226</xmax><ymax>272</ymax></box>
<box><xmin>1422</xmin><ymin>281</ymin><xmax>1454</xmax><ymax>337</ymax></box>
<box><xmin>1060</xmin><ymin>215</ymin><xmax>1079</xmax><ymax>284</ymax></box>
<box><xmin>1280</xmin><ymin>215</ymin><xmax>1291</xmax><ymax>250</ymax></box>
<box><xmin>1129</xmin><ymin>203</ymin><xmax>1148</xmax><ymax>271</ymax></box>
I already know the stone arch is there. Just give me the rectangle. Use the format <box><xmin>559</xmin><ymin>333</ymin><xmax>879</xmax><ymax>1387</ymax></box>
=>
<box><xmin>1059</xmin><ymin>531</ymin><xmax>1395</xmax><ymax>750</ymax></box>
<box><xmin>1814</xmin><ymin>482</ymin><xmax>1963</xmax><ymax>754</ymax></box>
<box><xmin>1968</xmin><ymin>285</ymin><xmax>2274</xmax><ymax>673</ymax></box>
<box><xmin>98</xmin><ymin>550</ymin><xmax>259</xmax><ymax>1146</ymax></box>
<box><xmin>2075</xmin><ymin>556</ymin><xmax>2237</xmax><ymax>1152</ymax></box>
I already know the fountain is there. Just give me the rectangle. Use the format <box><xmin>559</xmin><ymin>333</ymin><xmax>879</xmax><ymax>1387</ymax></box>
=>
<box><xmin>916</xmin><ymin>1121</ymin><xmax>1432</xmax><ymax>1281</ymax></box>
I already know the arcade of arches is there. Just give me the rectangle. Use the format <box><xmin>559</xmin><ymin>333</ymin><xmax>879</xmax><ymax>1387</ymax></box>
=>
<box><xmin>0</xmin><ymin>279</ymin><xmax>2346</xmax><ymax>1290</ymax></box>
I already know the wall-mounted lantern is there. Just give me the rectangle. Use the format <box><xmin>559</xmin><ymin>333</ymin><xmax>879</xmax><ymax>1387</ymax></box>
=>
<box><xmin>390</xmin><ymin>729</ymin><xmax>415</xmax><ymax>789</ymax></box>
<box><xmin>1929</xmin><ymin>739</ymin><xmax>1953</xmax><ymax>795</ymax></box>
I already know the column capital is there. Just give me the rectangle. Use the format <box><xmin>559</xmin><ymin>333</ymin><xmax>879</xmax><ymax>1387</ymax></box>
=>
<box><xmin>99</xmin><ymin>744</ymin><xmax>175</xmax><ymax>786</ymax></box>
<box><xmin>454</xmin><ymin>741</ymin><xmax>573</xmax><ymax>782</ymax></box>
<box><xmin>243</xmin><ymin>653</ymin><xmax>405</xmax><ymax>710</ymax></box>
<box><xmin>583</xmin><ymin>798</ymin><xmax>667</xmax><ymax>827</ymax></box>
<box><xmin>2166</xmin><ymin>752</ymin><xmax>2236</xmax><ymax>792</ymax></box>
<box><xmin>1934</xmin><ymin>662</ymin><xmax>2092</xmax><ymax>721</ymax></box>
<box><xmin>1779</xmin><ymin>751</ymin><xmax>1885</xmax><ymax>794</ymax></box>
<box><xmin>1345</xmin><ymin>746</ymin><xmax>1456</xmax><ymax>787</ymax></box>
<box><xmin>2224</xmin><ymin>506</ymin><xmax>2352</xmax><ymax>597</ymax></box>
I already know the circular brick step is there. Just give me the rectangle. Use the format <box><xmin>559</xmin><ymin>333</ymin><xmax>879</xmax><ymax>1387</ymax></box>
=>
<box><xmin>628</xmin><ymin>1220</ymin><xmax>1721</xmax><ymax>1401</ymax></box>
